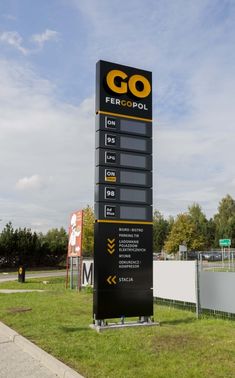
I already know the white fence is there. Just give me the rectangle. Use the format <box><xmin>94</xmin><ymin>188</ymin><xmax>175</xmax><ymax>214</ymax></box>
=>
<box><xmin>199</xmin><ymin>271</ymin><xmax>235</xmax><ymax>314</ymax></box>
<box><xmin>81</xmin><ymin>260</ymin><xmax>197</xmax><ymax>303</ymax></box>
<box><xmin>81</xmin><ymin>259</ymin><xmax>235</xmax><ymax>316</ymax></box>
<box><xmin>153</xmin><ymin>261</ymin><xmax>197</xmax><ymax>303</ymax></box>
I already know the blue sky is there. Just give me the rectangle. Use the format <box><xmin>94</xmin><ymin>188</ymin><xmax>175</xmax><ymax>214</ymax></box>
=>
<box><xmin>0</xmin><ymin>0</ymin><xmax>235</xmax><ymax>231</ymax></box>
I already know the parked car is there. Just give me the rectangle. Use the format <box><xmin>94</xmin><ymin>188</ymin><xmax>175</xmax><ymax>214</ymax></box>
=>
<box><xmin>187</xmin><ymin>251</ymin><xmax>200</xmax><ymax>260</ymax></box>
<box><xmin>210</xmin><ymin>252</ymin><xmax>222</xmax><ymax>261</ymax></box>
<box><xmin>202</xmin><ymin>251</ymin><xmax>222</xmax><ymax>261</ymax></box>
<box><xmin>153</xmin><ymin>253</ymin><xmax>162</xmax><ymax>260</ymax></box>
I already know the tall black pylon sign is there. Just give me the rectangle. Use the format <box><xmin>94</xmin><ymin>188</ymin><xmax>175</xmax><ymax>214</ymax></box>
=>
<box><xmin>94</xmin><ymin>60</ymin><xmax>153</xmax><ymax>320</ymax></box>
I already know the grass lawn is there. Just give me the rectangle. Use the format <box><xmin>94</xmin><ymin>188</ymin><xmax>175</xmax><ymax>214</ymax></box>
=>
<box><xmin>0</xmin><ymin>277</ymin><xmax>235</xmax><ymax>378</ymax></box>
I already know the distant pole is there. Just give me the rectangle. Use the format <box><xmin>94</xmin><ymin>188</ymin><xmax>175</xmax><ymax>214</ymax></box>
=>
<box><xmin>70</xmin><ymin>257</ymin><xmax>74</xmax><ymax>289</ymax></box>
<box><xmin>65</xmin><ymin>255</ymin><xmax>69</xmax><ymax>288</ymax></box>
<box><xmin>78</xmin><ymin>210</ymin><xmax>83</xmax><ymax>291</ymax></box>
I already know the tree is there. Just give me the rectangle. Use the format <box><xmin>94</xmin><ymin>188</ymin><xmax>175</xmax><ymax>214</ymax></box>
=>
<box><xmin>153</xmin><ymin>211</ymin><xmax>171</xmax><ymax>252</ymax></box>
<box><xmin>0</xmin><ymin>223</ymin><xmax>68</xmax><ymax>268</ymax></box>
<box><xmin>188</xmin><ymin>203</ymin><xmax>208</xmax><ymax>249</ymax></box>
<box><xmin>0</xmin><ymin>222</ymin><xmax>17</xmax><ymax>267</ymax></box>
<box><xmin>82</xmin><ymin>206</ymin><xmax>94</xmax><ymax>256</ymax></box>
<box><xmin>206</xmin><ymin>218</ymin><xmax>216</xmax><ymax>249</ymax></box>
<box><xmin>42</xmin><ymin>228</ymin><xmax>68</xmax><ymax>266</ymax></box>
<box><xmin>214</xmin><ymin>194</ymin><xmax>235</xmax><ymax>247</ymax></box>
<box><xmin>15</xmin><ymin>227</ymin><xmax>39</xmax><ymax>267</ymax></box>
<box><xmin>164</xmin><ymin>213</ymin><xmax>205</xmax><ymax>253</ymax></box>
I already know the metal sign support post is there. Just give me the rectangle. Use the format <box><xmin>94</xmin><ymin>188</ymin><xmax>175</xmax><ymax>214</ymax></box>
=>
<box><xmin>78</xmin><ymin>256</ymin><xmax>82</xmax><ymax>291</ymax></box>
<box><xmin>195</xmin><ymin>259</ymin><xmax>201</xmax><ymax>319</ymax></box>
<box><xmin>65</xmin><ymin>255</ymin><xmax>69</xmax><ymax>288</ymax></box>
<box><xmin>219</xmin><ymin>239</ymin><xmax>232</xmax><ymax>269</ymax></box>
<box><xmin>70</xmin><ymin>257</ymin><xmax>74</xmax><ymax>289</ymax></box>
<box><xmin>67</xmin><ymin>210</ymin><xmax>84</xmax><ymax>289</ymax></box>
<box><xmin>78</xmin><ymin>216</ymin><xmax>83</xmax><ymax>291</ymax></box>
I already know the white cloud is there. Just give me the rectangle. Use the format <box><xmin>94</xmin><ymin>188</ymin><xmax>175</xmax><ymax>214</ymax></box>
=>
<box><xmin>0</xmin><ymin>31</ymin><xmax>28</xmax><ymax>55</ymax></box>
<box><xmin>0</xmin><ymin>29</ymin><xmax>59</xmax><ymax>55</ymax></box>
<box><xmin>2</xmin><ymin>14</ymin><xmax>17</xmax><ymax>21</ymax></box>
<box><xmin>0</xmin><ymin>58</ymin><xmax>94</xmax><ymax>232</ymax></box>
<box><xmin>31</xmin><ymin>29</ymin><xmax>59</xmax><ymax>49</ymax></box>
<box><xmin>16</xmin><ymin>175</ymin><xmax>44</xmax><ymax>191</ymax></box>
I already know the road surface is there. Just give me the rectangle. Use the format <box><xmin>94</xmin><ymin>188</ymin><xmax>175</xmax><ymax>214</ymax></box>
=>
<box><xmin>0</xmin><ymin>271</ymin><xmax>66</xmax><ymax>283</ymax></box>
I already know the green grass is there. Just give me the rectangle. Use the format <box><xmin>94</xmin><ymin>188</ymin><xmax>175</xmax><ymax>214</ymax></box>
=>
<box><xmin>0</xmin><ymin>277</ymin><xmax>235</xmax><ymax>378</ymax></box>
<box><xmin>0</xmin><ymin>276</ymin><xmax>65</xmax><ymax>290</ymax></box>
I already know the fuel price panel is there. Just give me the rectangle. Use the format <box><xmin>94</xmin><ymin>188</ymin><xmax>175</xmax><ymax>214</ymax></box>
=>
<box><xmin>95</xmin><ymin>113</ymin><xmax>152</xmax><ymax>222</ymax></box>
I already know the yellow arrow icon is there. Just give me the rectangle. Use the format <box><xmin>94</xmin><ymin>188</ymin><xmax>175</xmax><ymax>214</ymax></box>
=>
<box><xmin>107</xmin><ymin>275</ymin><xmax>117</xmax><ymax>285</ymax></box>
<box><xmin>107</xmin><ymin>238</ymin><xmax>115</xmax><ymax>255</ymax></box>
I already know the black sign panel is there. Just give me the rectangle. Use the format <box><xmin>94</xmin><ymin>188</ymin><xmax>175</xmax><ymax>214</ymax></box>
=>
<box><xmin>96</xmin><ymin>149</ymin><xmax>152</xmax><ymax>170</ymax></box>
<box><xmin>95</xmin><ymin>166</ymin><xmax>152</xmax><ymax>187</ymax></box>
<box><xmin>96</xmin><ymin>114</ymin><xmax>152</xmax><ymax>138</ymax></box>
<box><xmin>95</xmin><ymin>184</ymin><xmax>152</xmax><ymax>205</ymax></box>
<box><xmin>96</xmin><ymin>131</ymin><xmax>152</xmax><ymax>154</ymax></box>
<box><xmin>95</xmin><ymin>203</ymin><xmax>152</xmax><ymax>222</ymax></box>
<box><xmin>96</xmin><ymin>60</ymin><xmax>152</xmax><ymax>119</ymax></box>
<box><xmin>93</xmin><ymin>222</ymin><xmax>153</xmax><ymax>319</ymax></box>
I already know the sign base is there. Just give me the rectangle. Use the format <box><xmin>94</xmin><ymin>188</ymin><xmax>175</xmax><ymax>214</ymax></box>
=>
<box><xmin>90</xmin><ymin>317</ymin><xmax>160</xmax><ymax>333</ymax></box>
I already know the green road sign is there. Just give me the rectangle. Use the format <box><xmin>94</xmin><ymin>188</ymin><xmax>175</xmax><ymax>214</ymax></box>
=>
<box><xmin>219</xmin><ymin>239</ymin><xmax>231</xmax><ymax>247</ymax></box>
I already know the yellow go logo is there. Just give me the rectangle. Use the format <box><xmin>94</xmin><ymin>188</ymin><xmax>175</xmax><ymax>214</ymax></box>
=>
<box><xmin>106</xmin><ymin>69</ymin><xmax>151</xmax><ymax>98</ymax></box>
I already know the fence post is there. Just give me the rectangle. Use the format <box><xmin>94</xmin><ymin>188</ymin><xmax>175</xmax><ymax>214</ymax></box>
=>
<box><xmin>195</xmin><ymin>259</ymin><xmax>201</xmax><ymax>319</ymax></box>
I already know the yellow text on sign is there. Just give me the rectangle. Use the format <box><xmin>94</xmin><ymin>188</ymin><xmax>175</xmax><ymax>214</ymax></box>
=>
<box><xmin>106</xmin><ymin>70</ymin><xmax>151</xmax><ymax>98</ymax></box>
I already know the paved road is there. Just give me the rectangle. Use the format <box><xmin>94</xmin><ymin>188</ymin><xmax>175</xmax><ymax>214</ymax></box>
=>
<box><xmin>0</xmin><ymin>271</ymin><xmax>66</xmax><ymax>283</ymax></box>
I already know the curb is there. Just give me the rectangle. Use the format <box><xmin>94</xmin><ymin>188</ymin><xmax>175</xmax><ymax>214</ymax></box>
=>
<box><xmin>0</xmin><ymin>322</ymin><xmax>84</xmax><ymax>378</ymax></box>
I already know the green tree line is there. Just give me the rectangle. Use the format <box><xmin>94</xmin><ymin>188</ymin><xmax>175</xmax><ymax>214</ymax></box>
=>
<box><xmin>155</xmin><ymin>194</ymin><xmax>235</xmax><ymax>253</ymax></box>
<box><xmin>0</xmin><ymin>223</ymin><xmax>68</xmax><ymax>268</ymax></box>
<box><xmin>0</xmin><ymin>206</ymin><xmax>94</xmax><ymax>268</ymax></box>
<box><xmin>1</xmin><ymin>196</ymin><xmax>235</xmax><ymax>267</ymax></box>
